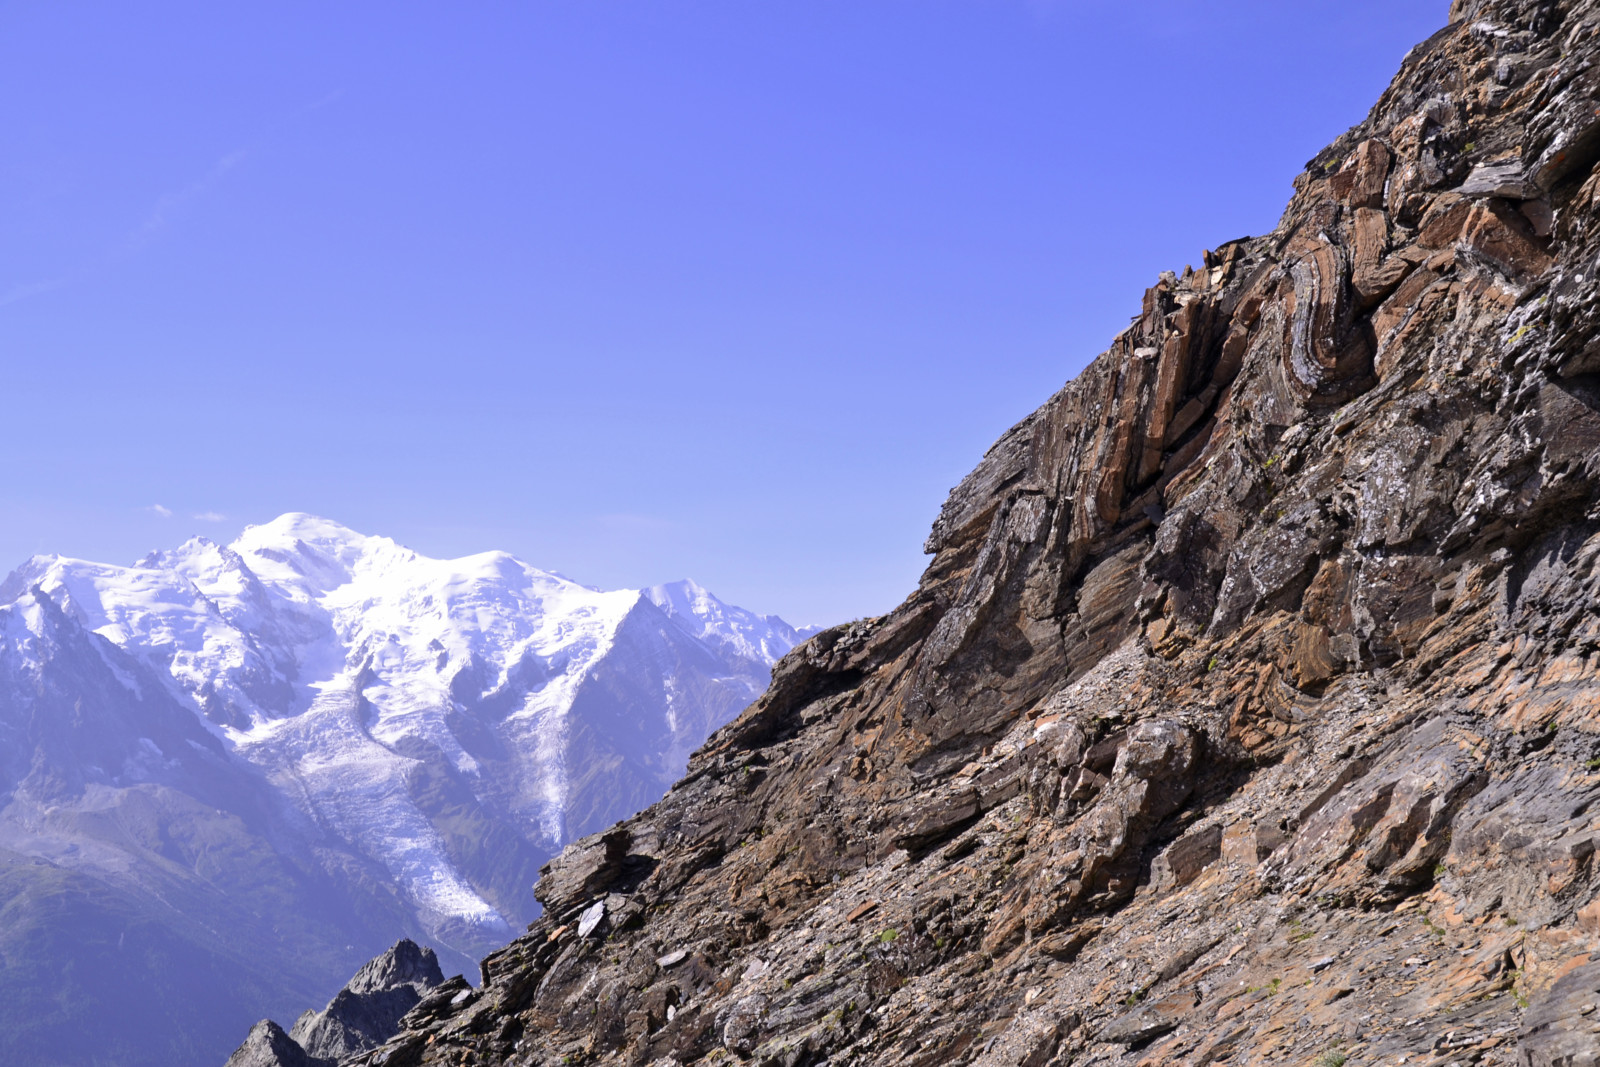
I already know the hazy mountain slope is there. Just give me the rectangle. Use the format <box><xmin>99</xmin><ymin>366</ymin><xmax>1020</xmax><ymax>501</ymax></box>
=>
<box><xmin>0</xmin><ymin>518</ymin><xmax>802</xmax><ymax>1067</ymax></box>
<box><xmin>0</xmin><ymin>587</ymin><xmax>411</xmax><ymax>1067</ymax></box>
<box><xmin>324</xmin><ymin>4</ymin><xmax>1600</xmax><ymax>1066</ymax></box>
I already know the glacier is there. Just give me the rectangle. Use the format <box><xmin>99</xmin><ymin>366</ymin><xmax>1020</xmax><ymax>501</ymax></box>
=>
<box><xmin>0</xmin><ymin>513</ymin><xmax>806</xmax><ymax>1056</ymax></box>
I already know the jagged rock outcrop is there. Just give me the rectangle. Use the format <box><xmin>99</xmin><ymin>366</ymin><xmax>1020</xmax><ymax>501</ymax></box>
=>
<box><xmin>224</xmin><ymin>1022</ymin><xmax>319</xmax><ymax>1067</ymax></box>
<box><xmin>224</xmin><ymin>941</ymin><xmax>444</xmax><ymax>1067</ymax></box>
<box><xmin>265</xmin><ymin>1</ymin><xmax>1600</xmax><ymax>1064</ymax></box>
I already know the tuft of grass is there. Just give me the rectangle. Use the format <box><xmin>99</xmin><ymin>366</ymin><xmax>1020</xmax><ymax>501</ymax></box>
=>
<box><xmin>1318</xmin><ymin>1052</ymin><xmax>1348</xmax><ymax>1067</ymax></box>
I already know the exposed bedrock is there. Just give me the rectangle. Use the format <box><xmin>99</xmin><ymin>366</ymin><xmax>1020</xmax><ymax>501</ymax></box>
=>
<box><xmin>224</xmin><ymin>941</ymin><xmax>445</xmax><ymax>1067</ymax></box>
<box><xmin>266</xmin><ymin>1</ymin><xmax>1600</xmax><ymax>1064</ymax></box>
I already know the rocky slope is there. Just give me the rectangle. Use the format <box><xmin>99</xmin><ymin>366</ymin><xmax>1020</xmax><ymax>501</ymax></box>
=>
<box><xmin>266</xmin><ymin>2</ymin><xmax>1600</xmax><ymax>1065</ymax></box>
<box><xmin>0</xmin><ymin>517</ymin><xmax>804</xmax><ymax>1067</ymax></box>
<box><xmin>226</xmin><ymin>941</ymin><xmax>446</xmax><ymax>1067</ymax></box>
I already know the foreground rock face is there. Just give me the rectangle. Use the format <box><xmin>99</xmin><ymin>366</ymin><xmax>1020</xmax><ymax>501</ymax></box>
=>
<box><xmin>225</xmin><ymin>941</ymin><xmax>444</xmax><ymax>1067</ymax></box>
<box><xmin>285</xmin><ymin>1</ymin><xmax>1600</xmax><ymax>1064</ymax></box>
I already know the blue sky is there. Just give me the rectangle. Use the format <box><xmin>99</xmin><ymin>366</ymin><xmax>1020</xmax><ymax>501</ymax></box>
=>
<box><xmin>1</xmin><ymin>1</ymin><xmax>1445</xmax><ymax>627</ymax></box>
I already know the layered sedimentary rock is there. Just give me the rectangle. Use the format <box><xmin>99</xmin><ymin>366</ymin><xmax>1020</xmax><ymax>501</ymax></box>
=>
<box><xmin>281</xmin><ymin>1</ymin><xmax>1600</xmax><ymax>1064</ymax></box>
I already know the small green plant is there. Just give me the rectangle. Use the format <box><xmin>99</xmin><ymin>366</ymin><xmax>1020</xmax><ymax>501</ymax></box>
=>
<box><xmin>1318</xmin><ymin>1051</ymin><xmax>1349</xmax><ymax>1067</ymax></box>
<box><xmin>878</xmin><ymin>928</ymin><xmax>898</xmax><ymax>943</ymax></box>
<box><xmin>1207</xmin><ymin>656</ymin><xmax>1219</xmax><ymax>672</ymax></box>
<box><xmin>1432</xmin><ymin>862</ymin><xmax>1447</xmax><ymax>878</ymax></box>
<box><xmin>1124</xmin><ymin>988</ymin><xmax>1145</xmax><ymax>1006</ymax></box>
<box><xmin>1267</xmin><ymin>977</ymin><xmax>1282</xmax><ymax>995</ymax></box>
<box><xmin>1506</xmin><ymin>916</ymin><xmax>1519</xmax><ymax>927</ymax></box>
<box><xmin>1586</xmin><ymin>757</ymin><xmax>1600</xmax><ymax>770</ymax></box>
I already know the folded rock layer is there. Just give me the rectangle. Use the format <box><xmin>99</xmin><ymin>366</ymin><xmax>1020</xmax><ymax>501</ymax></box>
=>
<box><xmin>308</xmin><ymin>2</ymin><xmax>1600</xmax><ymax>1064</ymax></box>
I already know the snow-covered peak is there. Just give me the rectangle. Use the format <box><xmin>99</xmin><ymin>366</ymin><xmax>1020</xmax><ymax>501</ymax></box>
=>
<box><xmin>228</xmin><ymin>513</ymin><xmax>404</xmax><ymax>599</ymax></box>
<box><xmin>238</xmin><ymin>511</ymin><xmax>371</xmax><ymax>553</ymax></box>
<box><xmin>646</xmin><ymin>578</ymin><xmax>802</xmax><ymax>664</ymax></box>
<box><xmin>1</xmin><ymin>520</ymin><xmax>804</xmax><ymax>729</ymax></box>
<box><xmin>0</xmin><ymin>514</ymin><xmax>805</xmax><ymax>965</ymax></box>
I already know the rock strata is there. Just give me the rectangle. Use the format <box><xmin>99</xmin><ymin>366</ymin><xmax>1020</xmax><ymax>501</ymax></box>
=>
<box><xmin>252</xmin><ymin>1</ymin><xmax>1600</xmax><ymax>1064</ymax></box>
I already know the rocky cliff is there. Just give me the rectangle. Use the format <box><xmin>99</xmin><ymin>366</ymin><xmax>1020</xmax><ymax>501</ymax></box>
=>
<box><xmin>225</xmin><ymin>941</ymin><xmax>445</xmax><ymax>1067</ymax></box>
<box><xmin>308</xmin><ymin>2</ymin><xmax>1600</xmax><ymax>1064</ymax></box>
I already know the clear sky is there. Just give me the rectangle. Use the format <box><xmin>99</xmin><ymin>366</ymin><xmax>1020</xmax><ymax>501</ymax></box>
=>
<box><xmin>2</xmin><ymin>1</ymin><xmax>1446</xmax><ymax>628</ymax></box>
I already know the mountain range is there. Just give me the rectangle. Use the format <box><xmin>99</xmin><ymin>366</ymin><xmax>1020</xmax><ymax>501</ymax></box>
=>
<box><xmin>0</xmin><ymin>514</ymin><xmax>805</xmax><ymax>1067</ymax></box>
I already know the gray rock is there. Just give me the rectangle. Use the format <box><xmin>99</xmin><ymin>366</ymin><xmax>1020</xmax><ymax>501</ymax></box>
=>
<box><xmin>289</xmin><ymin>940</ymin><xmax>444</xmax><ymax>1062</ymax></box>
<box><xmin>223</xmin><ymin>1020</ymin><xmax>320</xmax><ymax>1067</ymax></box>
<box><xmin>535</xmin><ymin>826</ymin><xmax>634</xmax><ymax>916</ymax></box>
<box><xmin>1519</xmin><ymin>960</ymin><xmax>1600</xmax><ymax>1067</ymax></box>
<box><xmin>1097</xmin><ymin>992</ymin><xmax>1197</xmax><ymax>1045</ymax></box>
<box><xmin>578</xmin><ymin>900</ymin><xmax>607</xmax><ymax>938</ymax></box>
<box><xmin>1459</xmin><ymin>161</ymin><xmax>1536</xmax><ymax>199</ymax></box>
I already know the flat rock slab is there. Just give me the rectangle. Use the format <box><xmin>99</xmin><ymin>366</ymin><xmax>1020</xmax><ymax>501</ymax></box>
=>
<box><xmin>1520</xmin><ymin>960</ymin><xmax>1600</xmax><ymax>1067</ymax></box>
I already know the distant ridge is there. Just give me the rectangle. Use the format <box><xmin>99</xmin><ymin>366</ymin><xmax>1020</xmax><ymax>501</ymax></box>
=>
<box><xmin>0</xmin><ymin>514</ymin><xmax>806</xmax><ymax>1067</ymax></box>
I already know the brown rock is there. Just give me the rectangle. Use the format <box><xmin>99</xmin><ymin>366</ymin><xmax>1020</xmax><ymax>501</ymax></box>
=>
<box><xmin>242</xmin><ymin>7</ymin><xmax>1600</xmax><ymax>1067</ymax></box>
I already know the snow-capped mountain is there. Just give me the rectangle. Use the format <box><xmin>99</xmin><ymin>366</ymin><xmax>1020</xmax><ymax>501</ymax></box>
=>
<box><xmin>0</xmin><ymin>515</ymin><xmax>807</xmax><ymax>1067</ymax></box>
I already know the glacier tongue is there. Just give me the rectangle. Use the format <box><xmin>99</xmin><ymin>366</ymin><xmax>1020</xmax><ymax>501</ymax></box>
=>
<box><xmin>0</xmin><ymin>512</ymin><xmax>805</xmax><ymax>956</ymax></box>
